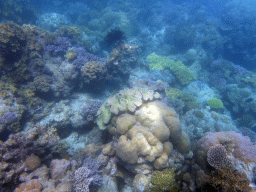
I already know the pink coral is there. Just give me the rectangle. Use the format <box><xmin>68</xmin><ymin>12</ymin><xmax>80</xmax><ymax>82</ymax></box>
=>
<box><xmin>195</xmin><ymin>131</ymin><xmax>256</xmax><ymax>170</ymax></box>
<box><xmin>207</xmin><ymin>144</ymin><xmax>232</xmax><ymax>170</ymax></box>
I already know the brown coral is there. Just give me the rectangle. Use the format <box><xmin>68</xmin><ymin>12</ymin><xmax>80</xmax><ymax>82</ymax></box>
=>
<box><xmin>0</xmin><ymin>22</ymin><xmax>56</xmax><ymax>83</ymax></box>
<box><xmin>14</xmin><ymin>179</ymin><xmax>42</xmax><ymax>192</ymax></box>
<box><xmin>81</xmin><ymin>61</ymin><xmax>107</xmax><ymax>84</ymax></box>
<box><xmin>25</xmin><ymin>154</ymin><xmax>41</xmax><ymax>172</ymax></box>
<box><xmin>210</xmin><ymin>168</ymin><xmax>251</xmax><ymax>192</ymax></box>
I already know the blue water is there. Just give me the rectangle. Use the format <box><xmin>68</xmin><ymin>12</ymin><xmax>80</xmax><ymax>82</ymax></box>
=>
<box><xmin>1</xmin><ymin>0</ymin><xmax>256</xmax><ymax>191</ymax></box>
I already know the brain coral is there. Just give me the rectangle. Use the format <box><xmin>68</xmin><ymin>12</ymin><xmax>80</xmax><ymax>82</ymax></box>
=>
<box><xmin>105</xmin><ymin>98</ymin><xmax>191</xmax><ymax>172</ymax></box>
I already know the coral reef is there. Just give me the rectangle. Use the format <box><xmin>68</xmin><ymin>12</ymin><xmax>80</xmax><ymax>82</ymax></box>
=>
<box><xmin>207</xmin><ymin>144</ymin><xmax>232</xmax><ymax>170</ymax></box>
<box><xmin>150</xmin><ymin>168</ymin><xmax>178</xmax><ymax>192</ymax></box>
<box><xmin>182</xmin><ymin>109</ymin><xmax>238</xmax><ymax>144</ymax></box>
<box><xmin>194</xmin><ymin>131</ymin><xmax>256</xmax><ymax>191</ymax></box>
<box><xmin>96</xmin><ymin>88</ymin><xmax>161</xmax><ymax>130</ymax></box>
<box><xmin>0</xmin><ymin>22</ymin><xmax>56</xmax><ymax>84</ymax></box>
<box><xmin>206</xmin><ymin>98</ymin><xmax>224</xmax><ymax>109</ymax></box>
<box><xmin>0</xmin><ymin>126</ymin><xmax>59</xmax><ymax>190</ymax></box>
<box><xmin>74</xmin><ymin>157</ymin><xmax>103</xmax><ymax>191</ymax></box>
<box><xmin>106</xmin><ymin>99</ymin><xmax>191</xmax><ymax>174</ymax></box>
<box><xmin>81</xmin><ymin>61</ymin><xmax>107</xmax><ymax>87</ymax></box>
<box><xmin>37</xmin><ymin>13</ymin><xmax>70</xmax><ymax>32</ymax></box>
<box><xmin>106</xmin><ymin>43</ymin><xmax>139</xmax><ymax>82</ymax></box>
<box><xmin>147</xmin><ymin>53</ymin><xmax>196</xmax><ymax>85</ymax></box>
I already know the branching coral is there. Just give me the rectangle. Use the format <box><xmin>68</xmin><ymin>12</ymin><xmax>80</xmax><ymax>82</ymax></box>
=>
<box><xmin>207</xmin><ymin>144</ymin><xmax>232</xmax><ymax>170</ymax></box>
<box><xmin>150</xmin><ymin>168</ymin><xmax>178</xmax><ymax>192</ymax></box>
<box><xmin>147</xmin><ymin>53</ymin><xmax>196</xmax><ymax>85</ymax></box>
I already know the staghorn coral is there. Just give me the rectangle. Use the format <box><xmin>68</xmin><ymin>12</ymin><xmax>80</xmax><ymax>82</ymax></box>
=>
<box><xmin>147</xmin><ymin>53</ymin><xmax>196</xmax><ymax>85</ymax></box>
<box><xmin>74</xmin><ymin>157</ymin><xmax>103</xmax><ymax>192</ymax></box>
<box><xmin>96</xmin><ymin>88</ymin><xmax>161</xmax><ymax>130</ymax></box>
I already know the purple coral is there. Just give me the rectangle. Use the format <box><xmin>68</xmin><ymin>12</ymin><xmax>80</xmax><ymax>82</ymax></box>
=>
<box><xmin>207</xmin><ymin>144</ymin><xmax>232</xmax><ymax>170</ymax></box>
<box><xmin>0</xmin><ymin>112</ymin><xmax>18</xmax><ymax>124</ymax></box>
<box><xmin>71</xmin><ymin>47</ymin><xmax>106</xmax><ymax>69</ymax></box>
<box><xmin>74</xmin><ymin>157</ymin><xmax>102</xmax><ymax>192</ymax></box>
<box><xmin>46</xmin><ymin>37</ymin><xmax>72</xmax><ymax>53</ymax></box>
<box><xmin>80</xmin><ymin>100</ymin><xmax>103</xmax><ymax>122</ymax></box>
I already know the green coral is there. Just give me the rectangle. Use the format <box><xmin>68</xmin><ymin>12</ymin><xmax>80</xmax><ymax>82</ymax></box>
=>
<box><xmin>96</xmin><ymin>88</ymin><xmax>161</xmax><ymax>130</ymax></box>
<box><xmin>207</xmin><ymin>98</ymin><xmax>223</xmax><ymax>109</ymax></box>
<box><xmin>165</xmin><ymin>88</ymin><xmax>182</xmax><ymax>99</ymax></box>
<box><xmin>147</xmin><ymin>52</ymin><xmax>196</xmax><ymax>85</ymax></box>
<box><xmin>180</xmin><ymin>93</ymin><xmax>201</xmax><ymax>113</ymax></box>
<box><xmin>150</xmin><ymin>168</ymin><xmax>178</xmax><ymax>192</ymax></box>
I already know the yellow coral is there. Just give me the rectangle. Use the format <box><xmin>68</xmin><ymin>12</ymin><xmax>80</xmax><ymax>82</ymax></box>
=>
<box><xmin>64</xmin><ymin>49</ymin><xmax>77</xmax><ymax>61</ymax></box>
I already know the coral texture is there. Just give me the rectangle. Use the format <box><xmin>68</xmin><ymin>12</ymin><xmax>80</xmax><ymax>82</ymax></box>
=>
<box><xmin>147</xmin><ymin>52</ymin><xmax>196</xmax><ymax>85</ymax></box>
<box><xmin>106</xmin><ymin>99</ymin><xmax>190</xmax><ymax>174</ymax></box>
<box><xmin>81</xmin><ymin>61</ymin><xmax>107</xmax><ymax>84</ymax></box>
<box><xmin>96</xmin><ymin>88</ymin><xmax>161</xmax><ymax>130</ymax></box>
<box><xmin>207</xmin><ymin>144</ymin><xmax>232</xmax><ymax>170</ymax></box>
